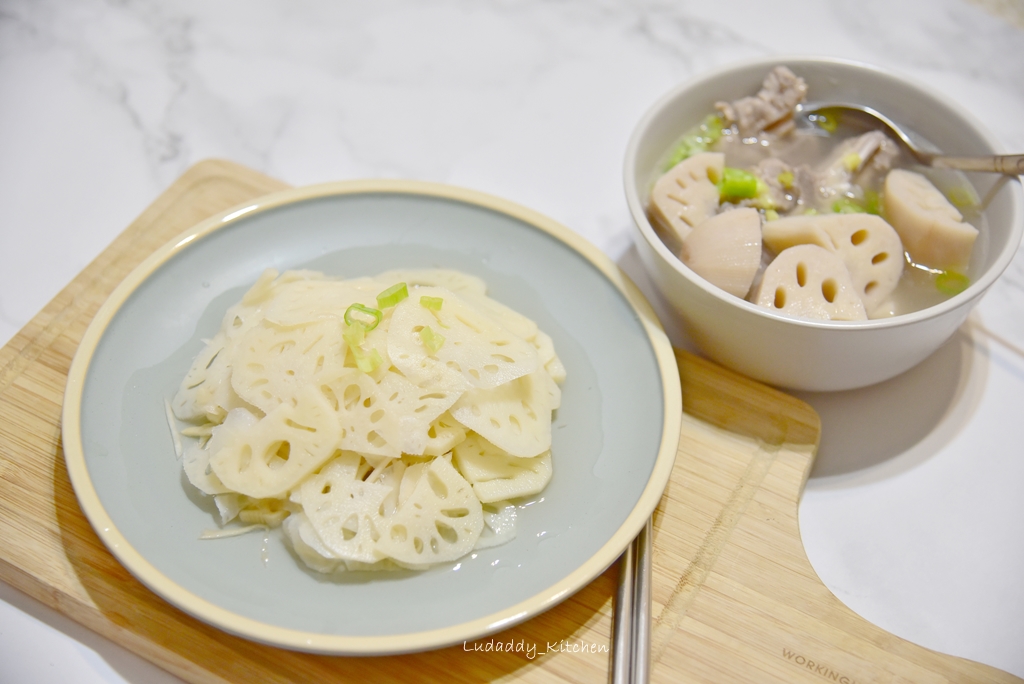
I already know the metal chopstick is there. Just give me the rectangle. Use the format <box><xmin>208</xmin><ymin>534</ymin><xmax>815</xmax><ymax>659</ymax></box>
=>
<box><xmin>611</xmin><ymin>536</ymin><xmax>635</xmax><ymax>684</ymax></box>
<box><xmin>611</xmin><ymin>517</ymin><xmax>653</xmax><ymax>684</ymax></box>
<box><xmin>632</xmin><ymin>519</ymin><xmax>653</xmax><ymax>684</ymax></box>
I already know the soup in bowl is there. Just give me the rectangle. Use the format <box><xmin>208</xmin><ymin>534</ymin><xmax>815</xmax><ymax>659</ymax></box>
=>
<box><xmin>624</xmin><ymin>56</ymin><xmax>1023</xmax><ymax>391</ymax></box>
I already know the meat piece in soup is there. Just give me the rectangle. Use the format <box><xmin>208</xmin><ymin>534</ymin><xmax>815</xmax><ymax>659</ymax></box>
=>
<box><xmin>716</xmin><ymin>66</ymin><xmax>808</xmax><ymax>137</ymax></box>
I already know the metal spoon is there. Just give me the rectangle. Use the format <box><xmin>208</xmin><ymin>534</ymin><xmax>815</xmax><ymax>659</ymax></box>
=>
<box><xmin>798</xmin><ymin>103</ymin><xmax>1024</xmax><ymax>175</ymax></box>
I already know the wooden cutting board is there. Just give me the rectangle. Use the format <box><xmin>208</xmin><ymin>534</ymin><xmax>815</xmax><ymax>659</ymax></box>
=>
<box><xmin>0</xmin><ymin>159</ymin><xmax>1017</xmax><ymax>683</ymax></box>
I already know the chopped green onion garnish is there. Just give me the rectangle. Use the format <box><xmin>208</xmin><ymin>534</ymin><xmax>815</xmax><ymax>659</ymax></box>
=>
<box><xmin>342</xmin><ymin>318</ymin><xmax>382</xmax><ymax>373</ymax></box>
<box><xmin>376</xmin><ymin>282</ymin><xmax>408</xmax><ymax>309</ymax></box>
<box><xmin>842</xmin><ymin>152</ymin><xmax>862</xmax><ymax>172</ymax></box>
<box><xmin>832</xmin><ymin>197</ymin><xmax>866</xmax><ymax>214</ymax></box>
<box><xmin>804</xmin><ymin>207</ymin><xmax>818</xmax><ymax>215</ymax></box>
<box><xmin>764</xmin><ymin>209</ymin><xmax>780</xmax><ymax>221</ymax></box>
<box><xmin>419</xmin><ymin>326</ymin><xmax>445</xmax><ymax>354</ymax></box>
<box><xmin>665</xmin><ymin>114</ymin><xmax>725</xmax><ymax>168</ymax></box>
<box><xmin>936</xmin><ymin>270</ymin><xmax>970</xmax><ymax>296</ymax></box>
<box><xmin>353</xmin><ymin>347</ymin><xmax>383</xmax><ymax>373</ymax></box>
<box><xmin>718</xmin><ymin>167</ymin><xmax>759</xmax><ymax>202</ymax></box>
<box><xmin>777</xmin><ymin>171</ymin><xmax>794</xmax><ymax>189</ymax></box>
<box><xmin>753</xmin><ymin>178</ymin><xmax>774</xmax><ymax>209</ymax></box>
<box><xmin>342</xmin><ymin>322</ymin><xmax>365</xmax><ymax>348</ymax></box>
<box><xmin>863</xmin><ymin>190</ymin><xmax>880</xmax><ymax>215</ymax></box>
<box><xmin>344</xmin><ymin>303</ymin><xmax>382</xmax><ymax>331</ymax></box>
<box><xmin>420</xmin><ymin>295</ymin><xmax>444</xmax><ymax>311</ymax></box>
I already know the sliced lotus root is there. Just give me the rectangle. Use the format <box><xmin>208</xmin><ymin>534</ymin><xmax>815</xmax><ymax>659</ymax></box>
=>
<box><xmin>452</xmin><ymin>433</ymin><xmax>552</xmax><ymax>503</ymax></box>
<box><xmin>321</xmin><ymin>369</ymin><xmax>395</xmax><ymax>457</ymax></box>
<box><xmin>531</xmin><ymin>330</ymin><xmax>567</xmax><ymax>384</ymax></box>
<box><xmin>388</xmin><ymin>287</ymin><xmax>538</xmax><ymax>390</ymax></box>
<box><xmin>450</xmin><ymin>370</ymin><xmax>554</xmax><ymax>458</ymax></box>
<box><xmin>752</xmin><ymin>244</ymin><xmax>867</xmax><ymax>321</ymax></box>
<box><xmin>231</xmin><ymin>319</ymin><xmax>347</xmax><ymax>414</ymax></box>
<box><xmin>397</xmin><ymin>460</ymin><xmax>426</xmax><ymax>508</ymax></box>
<box><xmin>282</xmin><ymin>513</ymin><xmax>345</xmax><ymax>574</ymax></box>
<box><xmin>221</xmin><ymin>296</ymin><xmax>270</xmax><ymax>343</ymax></box>
<box><xmin>286</xmin><ymin>507</ymin><xmax>408</xmax><ymax>573</ymax></box>
<box><xmin>459</xmin><ymin>291</ymin><xmax>539</xmax><ymax>341</ymax></box>
<box><xmin>181</xmin><ymin>407</ymin><xmax>259</xmax><ymax>495</ymax></box>
<box><xmin>680</xmin><ymin>207</ymin><xmax>762</xmax><ymax>299</ymax></box>
<box><xmin>375</xmin><ymin>456</ymin><xmax>483</xmax><ymax>565</ymax></box>
<box><xmin>320</xmin><ymin>369</ymin><xmax>462</xmax><ymax>458</ymax></box>
<box><xmin>474</xmin><ymin>501</ymin><xmax>518</xmax><ymax>550</ymax></box>
<box><xmin>818</xmin><ymin>214</ymin><xmax>904</xmax><ymax>315</ymax></box>
<box><xmin>370</xmin><ymin>457</ymin><xmax>407</xmax><ymax>519</ymax></box>
<box><xmin>173</xmin><ymin>285</ymin><xmax>280</xmax><ymax>421</ymax></box>
<box><xmin>182</xmin><ymin>441</ymin><xmax>231</xmax><ymax>496</ymax></box>
<box><xmin>172</xmin><ymin>331</ymin><xmax>237</xmax><ymax>422</ymax></box>
<box><xmin>238</xmin><ymin>268</ymin><xmax>281</xmax><ymax>305</ymax></box>
<box><xmin>209</xmin><ymin>384</ymin><xmax>342</xmax><ymax>499</ymax></box>
<box><xmin>235</xmin><ymin>497</ymin><xmax>290</xmax><ymax>527</ymax></box>
<box><xmin>375</xmin><ymin>371</ymin><xmax>461</xmax><ymax>455</ymax></box>
<box><xmin>376</xmin><ymin>269</ymin><xmax>488</xmax><ymax>297</ymax></box>
<box><xmin>240</xmin><ymin>268</ymin><xmax>323</xmax><ymax>307</ymax></box>
<box><xmin>263</xmin><ymin>276</ymin><xmax>383</xmax><ymax>327</ymax></box>
<box><xmin>763</xmin><ymin>213</ymin><xmax>903</xmax><ymax>315</ymax></box>
<box><xmin>295</xmin><ymin>451</ymin><xmax>394</xmax><ymax>564</ymax></box>
<box><xmin>541</xmin><ymin>369</ymin><xmax>562</xmax><ymax>411</ymax></box>
<box><xmin>175</xmin><ymin>269</ymin><xmax>564</xmax><ymax>571</ymax></box>
<box><xmin>648</xmin><ymin>152</ymin><xmax>725</xmax><ymax>244</ymax></box>
<box><xmin>421</xmin><ymin>411</ymin><xmax>468</xmax><ymax>457</ymax></box>
<box><xmin>884</xmin><ymin>168</ymin><xmax>976</xmax><ymax>270</ymax></box>
<box><xmin>213</xmin><ymin>493</ymin><xmax>246</xmax><ymax>525</ymax></box>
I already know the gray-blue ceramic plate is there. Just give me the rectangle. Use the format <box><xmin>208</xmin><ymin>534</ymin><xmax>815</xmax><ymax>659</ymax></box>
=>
<box><xmin>62</xmin><ymin>180</ymin><xmax>681</xmax><ymax>655</ymax></box>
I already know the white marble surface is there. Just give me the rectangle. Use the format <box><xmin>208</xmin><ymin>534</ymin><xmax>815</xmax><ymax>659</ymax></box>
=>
<box><xmin>1</xmin><ymin>1</ymin><xmax>1023</xmax><ymax>681</ymax></box>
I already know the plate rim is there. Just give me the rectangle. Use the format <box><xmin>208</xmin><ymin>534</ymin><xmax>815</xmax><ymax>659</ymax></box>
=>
<box><xmin>61</xmin><ymin>178</ymin><xmax>682</xmax><ymax>655</ymax></box>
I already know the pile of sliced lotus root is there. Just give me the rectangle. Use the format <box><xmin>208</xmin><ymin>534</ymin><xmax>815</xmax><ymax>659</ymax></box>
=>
<box><xmin>171</xmin><ymin>268</ymin><xmax>564</xmax><ymax>572</ymax></box>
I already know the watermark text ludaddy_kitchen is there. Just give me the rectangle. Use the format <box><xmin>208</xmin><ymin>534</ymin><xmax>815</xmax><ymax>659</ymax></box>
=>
<box><xmin>463</xmin><ymin>639</ymin><xmax>609</xmax><ymax>660</ymax></box>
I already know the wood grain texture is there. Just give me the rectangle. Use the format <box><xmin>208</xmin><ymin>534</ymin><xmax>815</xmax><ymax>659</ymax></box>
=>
<box><xmin>0</xmin><ymin>159</ymin><xmax>1017</xmax><ymax>683</ymax></box>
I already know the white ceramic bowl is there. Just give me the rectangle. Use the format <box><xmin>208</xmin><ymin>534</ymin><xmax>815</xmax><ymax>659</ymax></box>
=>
<box><xmin>624</xmin><ymin>56</ymin><xmax>1024</xmax><ymax>391</ymax></box>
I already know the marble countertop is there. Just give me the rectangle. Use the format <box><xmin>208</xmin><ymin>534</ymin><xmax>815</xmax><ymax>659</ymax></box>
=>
<box><xmin>1</xmin><ymin>1</ymin><xmax>1022</xmax><ymax>681</ymax></box>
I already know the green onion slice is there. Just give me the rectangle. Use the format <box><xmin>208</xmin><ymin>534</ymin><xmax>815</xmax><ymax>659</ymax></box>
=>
<box><xmin>936</xmin><ymin>271</ymin><xmax>970</xmax><ymax>296</ymax></box>
<box><xmin>419</xmin><ymin>326</ymin><xmax>445</xmax><ymax>354</ymax></box>
<box><xmin>342</xmin><ymin>322</ymin><xmax>365</xmax><ymax>348</ymax></box>
<box><xmin>376</xmin><ymin>282</ymin><xmax>409</xmax><ymax>309</ymax></box>
<box><xmin>420</xmin><ymin>295</ymin><xmax>444</xmax><ymax>311</ymax></box>
<box><xmin>754</xmin><ymin>178</ymin><xmax>772</xmax><ymax>209</ymax></box>
<box><xmin>353</xmin><ymin>347</ymin><xmax>383</xmax><ymax>373</ymax></box>
<box><xmin>344</xmin><ymin>303</ymin><xmax>382</xmax><ymax>331</ymax></box>
<box><xmin>718</xmin><ymin>167</ymin><xmax>759</xmax><ymax>202</ymax></box>
<box><xmin>342</xmin><ymin>320</ymin><xmax>382</xmax><ymax>374</ymax></box>
<box><xmin>863</xmin><ymin>190</ymin><xmax>881</xmax><ymax>215</ymax></box>
<box><xmin>665</xmin><ymin>114</ymin><xmax>724</xmax><ymax>168</ymax></box>
<box><xmin>832</xmin><ymin>197</ymin><xmax>866</xmax><ymax>214</ymax></box>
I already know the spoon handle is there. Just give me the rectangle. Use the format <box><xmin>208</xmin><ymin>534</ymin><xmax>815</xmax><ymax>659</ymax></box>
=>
<box><xmin>926</xmin><ymin>153</ymin><xmax>1024</xmax><ymax>175</ymax></box>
